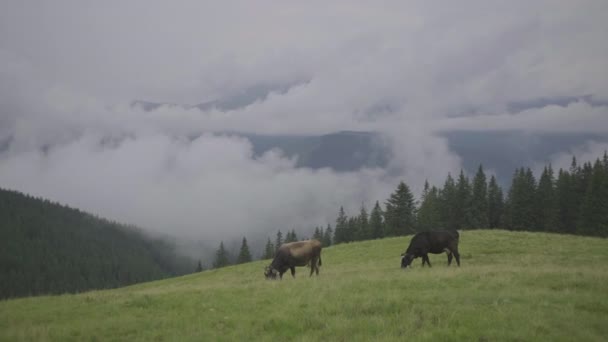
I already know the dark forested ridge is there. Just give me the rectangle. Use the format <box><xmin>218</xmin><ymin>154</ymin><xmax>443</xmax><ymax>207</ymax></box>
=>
<box><xmin>0</xmin><ymin>188</ymin><xmax>193</xmax><ymax>300</ymax></box>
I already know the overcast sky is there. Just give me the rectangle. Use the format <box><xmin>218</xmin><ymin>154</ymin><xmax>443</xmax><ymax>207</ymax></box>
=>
<box><xmin>1</xmin><ymin>1</ymin><xmax>607</xmax><ymax>252</ymax></box>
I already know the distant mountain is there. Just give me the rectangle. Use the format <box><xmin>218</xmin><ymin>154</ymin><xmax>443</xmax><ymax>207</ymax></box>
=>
<box><xmin>241</xmin><ymin>130</ymin><xmax>608</xmax><ymax>185</ymax></box>
<box><xmin>244</xmin><ymin>131</ymin><xmax>390</xmax><ymax>171</ymax></box>
<box><xmin>0</xmin><ymin>188</ymin><xmax>194</xmax><ymax>299</ymax></box>
<box><xmin>133</xmin><ymin>81</ymin><xmax>306</xmax><ymax>112</ymax></box>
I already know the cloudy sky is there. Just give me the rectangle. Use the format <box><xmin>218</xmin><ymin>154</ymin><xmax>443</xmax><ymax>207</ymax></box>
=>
<box><xmin>1</xmin><ymin>1</ymin><xmax>607</xmax><ymax>251</ymax></box>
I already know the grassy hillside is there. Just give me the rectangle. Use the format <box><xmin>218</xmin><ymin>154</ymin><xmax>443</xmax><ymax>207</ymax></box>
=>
<box><xmin>1</xmin><ymin>230</ymin><xmax>607</xmax><ymax>341</ymax></box>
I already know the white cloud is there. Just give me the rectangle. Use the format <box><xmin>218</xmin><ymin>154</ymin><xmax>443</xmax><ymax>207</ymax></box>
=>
<box><xmin>1</xmin><ymin>0</ymin><xmax>607</xmax><ymax>253</ymax></box>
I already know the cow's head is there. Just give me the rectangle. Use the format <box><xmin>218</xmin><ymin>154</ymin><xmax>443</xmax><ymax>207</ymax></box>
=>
<box><xmin>401</xmin><ymin>252</ymin><xmax>415</xmax><ymax>268</ymax></box>
<box><xmin>264</xmin><ymin>265</ymin><xmax>278</xmax><ymax>280</ymax></box>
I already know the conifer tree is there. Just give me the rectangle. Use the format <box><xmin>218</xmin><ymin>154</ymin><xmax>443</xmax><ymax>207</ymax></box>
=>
<box><xmin>568</xmin><ymin>156</ymin><xmax>585</xmax><ymax>227</ymax></box>
<box><xmin>556</xmin><ymin>169</ymin><xmax>576</xmax><ymax>233</ymax></box>
<box><xmin>369</xmin><ymin>201</ymin><xmax>384</xmax><ymax>239</ymax></box>
<box><xmin>313</xmin><ymin>227</ymin><xmax>322</xmax><ymax>241</ymax></box>
<box><xmin>346</xmin><ymin>217</ymin><xmax>357</xmax><ymax>242</ymax></box>
<box><xmin>284</xmin><ymin>230</ymin><xmax>292</xmax><ymax>243</ymax></box>
<box><xmin>356</xmin><ymin>204</ymin><xmax>370</xmax><ymax>241</ymax></box>
<box><xmin>470</xmin><ymin>165</ymin><xmax>489</xmax><ymax>229</ymax></box>
<box><xmin>262</xmin><ymin>238</ymin><xmax>274</xmax><ymax>259</ymax></box>
<box><xmin>195</xmin><ymin>260</ymin><xmax>203</xmax><ymax>272</ymax></box>
<box><xmin>284</xmin><ymin>229</ymin><xmax>298</xmax><ymax>243</ymax></box>
<box><xmin>439</xmin><ymin>173</ymin><xmax>458</xmax><ymax>229</ymax></box>
<box><xmin>487</xmin><ymin>175</ymin><xmax>504</xmax><ymax>228</ymax></box>
<box><xmin>384</xmin><ymin>181</ymin><xmax>416</xmax><ymax>236</ymax></box>
<box><xmin>536</xmin><ymin>165</ymin><xmax>558</xmax><ymax>231</ymax></box>
<box><xmin>450</xmin><ymin>170</ymin><xmax>473</xmax><ymax>230</ymax></box>
<box><xmin>236</xmin><ymin>238</ymin><xmax>252</xmax><ymax>264</ymax></box>
<box><xmin>506</xmin><ymin>168</ymin><xmax>537</xmax><ymax>230</ymax></box>
<box><xmin>417</xmin><ymin>181</ymin><xmax>442</xmax><ymax>231</ymax></box>
<box><xmin>577</xmin><ymin>159</ymin><xmax>608</xmax><ymax>236</ymax></box>
<box><xmin>212</xmin><ymin>241</ymin><xmax>230</xmax><ymax>268</ymax></box>
<box><xmin>334</xmin><ymin>207</ymin><xmax>348</xmax><ymax>244</ymax></box>
<box><xmin>275</xmin><ymin>230</ymin><xmax>283</xmax><ymax>251</ymax></box>
<box><xmin>323</xmin><ymin>224</ymin><xmax>333</xmax><ymax>246</ymax></box>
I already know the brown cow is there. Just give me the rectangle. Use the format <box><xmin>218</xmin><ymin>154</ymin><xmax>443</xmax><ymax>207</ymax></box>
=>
<box><xmin>264</xmin><ymin>239</ymin><xmax>322</xmax><ymax>280</ymax></box>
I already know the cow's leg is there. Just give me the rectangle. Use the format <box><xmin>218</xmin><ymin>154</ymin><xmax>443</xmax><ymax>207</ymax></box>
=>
<box><xmin>423</xmin><ymin>254</ymin><xmax>432</xmax><ymax>267</ymax></box>
<box><xmin>290</xmin><ymin>266</ymin><xmax>296</xmax><ymax>278</ymax></box>
<box><xmin>447</xmin><ymin>251</ymin><xmax>453</xmax><ymax>266</ymax></box>
<box><xmin>449</xmin><ymin>242</ymin><xmax>461</xmax><ymax>266</ymax></box>
<box><xmin>315</xmin><ymin>260</ymin><xmax>320</xmax><ymax>276</ymax></box>
<box><xmin>279</xmin><ymin>271</ymin><xmax>284</xmax><ymax>280</ymax></box>
<box><xmin>309</xmin><ymin>259</ymin><xmax>317</xmax><ymax>277</ymax></box>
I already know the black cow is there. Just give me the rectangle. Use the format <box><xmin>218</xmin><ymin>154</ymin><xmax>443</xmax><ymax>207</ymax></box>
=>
<box><xmin>264</xmin><ymin>239</ymin><xmax>322</xmax><ymax>280</ymax></box>
<box><xmin>401</xmin><ymin>230</ymin><xmax>460</xmax><ymax>268</ymax></box>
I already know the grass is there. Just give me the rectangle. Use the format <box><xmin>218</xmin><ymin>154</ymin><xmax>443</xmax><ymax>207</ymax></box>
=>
<box><xmin>1</xmin><ymin>230</ymin><xmax>608</xmax><ymax>341</ymax></box>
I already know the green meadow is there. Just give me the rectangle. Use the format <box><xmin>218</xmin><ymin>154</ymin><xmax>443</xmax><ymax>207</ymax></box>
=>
<box><xmin>1</xmin><ymin>230</ymin><xmax>607</xmax><ymax>341</ymax></box>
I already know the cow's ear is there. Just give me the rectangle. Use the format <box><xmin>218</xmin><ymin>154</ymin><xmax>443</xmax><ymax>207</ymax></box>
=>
<box><xmin>400</xmin><ymin>253</ymin><xmax>405</xmax><ymax>256</ymax></box>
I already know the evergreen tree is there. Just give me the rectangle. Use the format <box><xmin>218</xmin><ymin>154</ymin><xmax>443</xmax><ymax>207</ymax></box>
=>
<box><xmin>334</xmin><ymin>207</ymin><xmax>348</xmax><ymax>244</ymax></box>
<box><xmin>439</xmin><ymin>173</ymin><xmax>458</xmax><ymax>229</ymax></box>
<box><xmin>417</xmin><ymin>181</ymin><xmax>442</xmax><ymax>231</ymax></box>
<box><xmin>355</xmin><ymin>204</ymin><xmax>370</xmax><ymax>241</ymax></box>
<box><xmin>384</xmin><ymin>181</ymin><xmax>417</xmax><ymax>236</ymax></box>
<box><xmin>556</xmin><ymin>169</ymin><xmax>576</xmax><ymax>233</ymax></box>
<box><xmin>577</xmin><ymin>159</ymin><xmax>608</xmax><ymax>236</ymax></box>
<box><xmin>369</xmin><ymin>201</ymin><xmax>384</xmax><ymax>239</ymax></box>
<box><xmin>284</xmin><ymin>229</ymin><xmax>298</xmax><ymax>243</ymax></box>
<box><xmin>323</xmin><ymin>224</ymin><xmax>333</xmax><ymax>246</ymax></box>
<box><xmin>212</xmin><ymin>242</ymin><xmax>230</xmax><ymax>268</ymax></box>
<box><xmin>313</xmin><ymin>227</ymin><xmax>323</xmax><ymax>241</ymax></box>
<box><xmin>536</xmin><ymin>165</ymin><xmax>558</xmax><ymax>231</ymax></box>
<box><xmin>275</xmin><ymin>230</ymin><xmax>283</xmax><ymax>251</ymax></box>
<box><xmin>470</xmin><ymin>165</ymin><xmax>489</xmax><ymax>229</ymax></box>
<box><xmin>487</xmin><ymin>175</ymin><xmax>504</xmax><ymax>228</ymax></box>
<box><xmin>262</xmin><ymin>238</ymin><xmax>274</xmax><ymax>259</ymax></box>
<box><xmin>454</xmin><ymin>170</ymin><xmax>473</xmax><ymax>230</ymax></box>
<box><xmin>505</xmin><ymin>168</ymin><xmax>537</xmax><ymax>230</ymax></box>
<box><xmin>195</xmin><ymin>260</ymin><xmax>203</xmax><ymax>272</ymax></box>
<box><xmin>569</xmin><ymin>156</ymin><xmax>585</xmax><ymax>228</ymax></box>
<box><xmin>236</xmin><ymin>237</ymin><xmax>252</xmax><ymax>264</ymax></box>
<box><xmin>345</xmin><ymin>217</ymin><xmax>357</xmax><ymax>242</ymax></box>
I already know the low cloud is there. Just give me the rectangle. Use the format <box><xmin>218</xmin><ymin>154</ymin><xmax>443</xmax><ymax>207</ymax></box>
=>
<box><xmin>1</xmin><ymin>1</ymin><xmax>607</xmax><ymax>255</ymax></box>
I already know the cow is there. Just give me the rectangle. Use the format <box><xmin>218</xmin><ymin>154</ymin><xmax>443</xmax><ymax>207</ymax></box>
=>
<box><xmin>400</xmin><ymin>230</ymin><xmax>460</xmax><ymax>268</ymax></box>
<box><xmin>264</xmin><ymin>239</ymin><xmax>322</xmax><ymax>280</ymax></box>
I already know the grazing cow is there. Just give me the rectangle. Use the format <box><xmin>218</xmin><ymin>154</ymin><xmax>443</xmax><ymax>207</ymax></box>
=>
<box><xmin>401</xmin><ymin>230</ymin><xmax>460</xmax><ymax>268</ymax></box>
<box><xmin>264</xmin><ymin>239</ymin><xmax>322</xmax><ymax>280</ymax></box>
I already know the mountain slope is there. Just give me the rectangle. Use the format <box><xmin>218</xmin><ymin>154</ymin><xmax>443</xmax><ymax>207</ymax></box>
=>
<box><xmin>0</xmin><ymin>188</ymin><xmax>193</xmax><ymax>299</ymax></box>
<box><xmin>1</xmin><ymin>230</ymin><xmax>607</xmax><ymax>341</ymax></box>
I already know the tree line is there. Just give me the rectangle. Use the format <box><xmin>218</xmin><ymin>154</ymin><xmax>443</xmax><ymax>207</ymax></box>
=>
<box><xmin>210</xmin><ymin>151</ymin><xmax>608</xmax><ymax>268</ymax></box>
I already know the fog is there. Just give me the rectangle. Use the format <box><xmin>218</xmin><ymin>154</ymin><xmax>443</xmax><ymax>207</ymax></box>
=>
<box><xmin>1</xmin><ymin>1</ymin><xmax>607</xmax><ymax>257</ymax></box>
